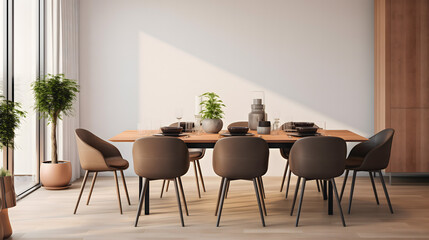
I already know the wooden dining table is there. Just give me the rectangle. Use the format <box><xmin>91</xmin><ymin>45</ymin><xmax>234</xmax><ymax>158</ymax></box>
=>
<box><xmin>110</xmin><ymin>129</ymin><xmax>367</xmax><ymax>216</ymax></box>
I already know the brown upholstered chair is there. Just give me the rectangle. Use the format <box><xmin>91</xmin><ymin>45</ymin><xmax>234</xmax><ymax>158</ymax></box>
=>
<box><xmin>133</xmin><ymin>136</ymin><xmax>190</xmax><ymax>227</ymax></box>
<box><xmin>289</xmin><ymin>136</ymin><xmax>346</xmax><ymax>227</ymax></box>
<box><xmin>340</xmin><ymin>128</ymin><xmax>395</xmax><ymax>214</ymax></box>
<box><xmin>160</xmin><ymin>122</ymin><xmax>206</xmax><ymax>198</ymax></box>
<box><xmin>74</xmin><ymin>129</ymin><xmax>131</xmax><ymax>214</ymax></box>
<box><xmin>227</xmin><ymin>121</ymin><xmax>249</xmax><ymax>128</ymax></box>
<box><xmin>213</xmin><ymin>137</ymin><xmax>269</xmax><ymax>227</ymax></box>
<box><xmin>279</xmin><ymin>123</ymin><xmax>322</xmax><ymax>197</ymax></box>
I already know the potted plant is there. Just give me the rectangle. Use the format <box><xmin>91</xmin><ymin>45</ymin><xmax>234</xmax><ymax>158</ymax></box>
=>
<box><xmin>0</xmin><ymin>96</ymin><xmax>24</xmax><ymax>239</ymax></box>
<box><xmin>32</xmin><ymin>74</ymin><xmax>79</xmax><ymax>189</ymax></box>
<box><xmin>199</xmin><ymin>92</ymin><xmax>225</xmax><ymax>133</ymax></box>
<box><xmin>0</xmin><ymin>168</ymin><xmax>16</xmax><ymax>239</ymax></box>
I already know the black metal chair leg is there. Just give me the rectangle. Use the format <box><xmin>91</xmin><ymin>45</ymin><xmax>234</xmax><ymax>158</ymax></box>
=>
<box><xmin>295</xmin><ymin>178</ymin><xmax>306</xmax><ymax>227</ymax></box>
<box><xmin>225</xmin><ymin>180</ymin><xmax>230</xmax><ymax>199</ymax></box>
<box><xmin>280</xmin><ymin>160</ymin><xmax>289</xmax><ymax>192</ymax></box>
<box><xmin>253</xmin><ymin>178</ymin><xmax>266</xmax><ymax>227</ymax></box>
<box><xmin>173</xmin><ymin>178</ymin><xmax>185</xmax><ymax>227</ymax></box>
<box><xmin>165</xmin><ymin>179</ymin><xmax>170</xmax><ymax>192</ymax></box>
<box><xmin>331</xmin><ymin>179</ymin><xmax>346</xmax><ymax>227</ymax></box>
<box><xmin>369</xmin><ymin>171</ymin><xmax>380</xmax><ymax>205</ymax></box>
<box><xmin>160</xmin><ymin>179</ymin><xmax>166</xmax><ymax>198</ymax></box>
<box><xmin>348</xmin><ymin>170</ymin><xmax>357</xmax><ymax>214</ymax></box>
<box><xmin>285</xmin><ymin>168</ymin><xmax>292</xmax><ymax>199</ymax></box>
<box><xmin>340</xmin><ymin>169</ymin><xmax>349</xmax><ymax>202</ymax></box>
<box><xmin>135</xmin><ymin>178</ymin><xmax>149</xmax><ymax>227</ymax></box>
<box><xmin>216</xmin><ymin>179</ymin><xmax>228</xmax><ymax>227</ymax></box>
<box><xmin>259</xmin><ymin>176</ymin><xmax>266</xmax><ymax>199</ymax></box>
<box><xmin>193</xmin><ymin>161</ymin><xmax>201</xmax><ymax>198</ymax></box>
<box><xmin>215</xmin><ymin>178</ymin><xmax>225</xmax><ymax>216</ymax></box>
<box><xmin>177</xmin><ymin>177</ymin><xmax>189</xmax><ymax>216</ymax></box>
<box><xmin>378</xmin><ymin>170</ymin><xmax>394</xmax><ymax>214</ymax></box>
<box><xmin>290</xmin><ymin>176</ymin><xmax>302</xmax><ymax>216</ymax></box>
<box><xmin>257</xmin><ymin>177</ymin><xmax>267</xmax><ymax>216</ymax></box>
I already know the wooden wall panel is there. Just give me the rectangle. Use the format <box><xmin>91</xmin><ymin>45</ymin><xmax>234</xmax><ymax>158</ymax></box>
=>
<box><xmin>389</xmin><ymin>109</ymin><xmax>429</xmax><ymax>172</ymax></box>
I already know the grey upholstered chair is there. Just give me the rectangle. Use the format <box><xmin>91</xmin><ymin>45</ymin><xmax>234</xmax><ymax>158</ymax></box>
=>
<box><xmin>74</xmin><ymin>128</ymin><xmax>131</xmax><ymax>215</ymax></box>
<box><xmin>133</xmin><ymin>136</ymin><xmax>190</xmax><ymax>227</ymax></box>
<box><xmin>213</xmin><ymin>137</ymin><xmax>269</xmax><ymax>227</ymax></box>
<box><xmin>160</xmin><ymin>122</ymin><xmax>206</xmax><ymax>198</ymax></box>
<box><xmin>289</xmin><ymin>136</ymin><xmax>346</xmax><ymax>227</ymax></box>
<box><xmin>340</xmin><ymin>128</ymin><xmax>395</xmax><ymax>214</ymax></box>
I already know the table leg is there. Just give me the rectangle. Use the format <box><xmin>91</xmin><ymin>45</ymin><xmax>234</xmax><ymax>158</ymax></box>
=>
<box><xmin>322</xmin><ymin>180</ymin><xmax>328</xmax><ymax>200</ymax></box>
<box><xmin>328</xmin><ymin>180</ymin><xmax>333</xmax><ymax>215</ymax></box>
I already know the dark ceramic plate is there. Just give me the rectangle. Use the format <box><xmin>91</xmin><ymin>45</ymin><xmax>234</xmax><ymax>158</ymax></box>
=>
<box><xmin>153</xmin><ymin>133</ymin><xmax>187</xmax><ymax>137</ymax></box>
<box><xmin>287</xmin><ymin>132</ymin><xmax>321</xmax><ymax>137</ymax></box>
<box><xmin>161</xmin><ymin>126</ymin><xmax>183</xmax><ymax>134</ymax></box>
<box><xmin>221</xmin><ymin>133</ymin><xmax>255</xmax><ymax>137</ymax></box>
<box><xmin>296</xmin><ymin>127</ymin><xmax>318</xmax><ymax>134</ymax></box>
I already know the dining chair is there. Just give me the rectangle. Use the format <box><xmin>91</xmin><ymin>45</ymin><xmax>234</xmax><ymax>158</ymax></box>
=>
<box><xmin>133</xmin><ymin>137</ymin><xmax>190</xmax><ymax>227</ymax></box>
<box><xmin>279</xmin><ymin>123</ymin><xmax>322</xmax><ymax>197</ymax></box>
<box><xmin>227</xmin><ymin>121</ymin><xmax>249</xmax><ymax>128</ymax></box>
<box><xmin>289</xmin><ymin>136</ymin><xmax>346</xmax><ymax>227</ymax></box>
<box><xmin>339</xmin><ymin>128</ymin><xmax>395</xmax><ymax>214</ymax></box>
<box><xmin>160</xmin><ymin>122</ymin><xmax>206</xmax><ymax>198</ymax></box>
<box><xmin>224</xmin><ymin>121</ymin><xmax>267</xmax><ymax>200</ymax></box>
<box><xmin>213</xmin><ymin>136</ymin><xmax>269</xmax><ymax>227</ymax></box>
<box><xmin>74</xmin><ymin>129</ymin><xmax>131</xmax><ymax>215</ymax></box>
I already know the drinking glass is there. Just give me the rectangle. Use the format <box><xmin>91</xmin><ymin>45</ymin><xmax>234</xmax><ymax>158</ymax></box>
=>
<box><xmin>175</xmin><ymin>108</ymin><xmax>183</xmax><ymax>127</ymax></box>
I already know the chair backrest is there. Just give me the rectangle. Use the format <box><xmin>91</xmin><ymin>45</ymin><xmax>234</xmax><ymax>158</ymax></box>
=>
<box><xmin>133</xmin><ymin>137</ymin><xmax>189</xmax><ymax>179</ymax></box>
<box><xmin>213</xmin><ymin>137</ymin><xmax>269</xmax><ymax>179</ymax></box>
<box><xmin>227</xmin><ymin>121</ymin><xmax>249</xmax><ymax>128</ymax></box>
<box><xmin>75</xmin><ymin>128</ymin><xmax>115</xmax><ymax>171</ymax></box>
<box><xmin>289</xmin><ymin>136</ymin><xmax>346</xmax><ymax>180</ymax></box>
<box><xmin>357</xmin><ymin>128</ymin><xmax>395</xmax><ymax>171</ymax></box>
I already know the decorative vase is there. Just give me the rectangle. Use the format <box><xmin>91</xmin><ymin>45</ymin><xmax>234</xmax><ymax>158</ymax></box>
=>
<box><xmin>40</xmin><ymin>161</ymin><xmax>72</xmax><ymax>190</ymax></box>
<box><xmin>0</xmin><ymin>176</ymin><xmax>16</xmax><ymax>239</ymax></box>
<box><xmin>248</xmin><ymin>99</ymin><xmax>267</xmax><ymax>130</ymax></box>
<box><xmin>202</xmin><ymin>119</ymin><xmax>223</xmax><ymax>133</ymax></box>
<box><xmin>0</xmin><ymin>209</ymin><xmax>12</xmax><ymax>238</ymax></box>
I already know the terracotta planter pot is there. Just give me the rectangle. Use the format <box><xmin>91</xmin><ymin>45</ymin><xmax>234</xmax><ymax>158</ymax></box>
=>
<box><xmin>0</xmin><ymin>176</ymin><xmax>16</xmax><ymax>239</ymax></box>
<box><xmin>40</xmin><ymin>161</ymin><xmax>72</xmax><ymax>190</ymax></box>
<box><xmin>0</xmin><ymin>209</ymin><xmax>12</xmax><ymax>239</ymax></box>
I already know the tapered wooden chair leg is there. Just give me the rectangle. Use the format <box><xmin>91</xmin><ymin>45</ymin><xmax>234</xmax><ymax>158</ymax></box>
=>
<box><xmin>113</xmin><ymin>171</ymin><xmax>123</xmax><ymax>214</ymax></box>
<box><xmin>86</xmin><ymin>172</ymin><xmax>98</xmax><ymax>205</ymax></box>
<box><xmin>216</xmin><ymin>179</ymin><xmax>228</xmax><ymax>227</ymax></box>
<box><xmin>253</xmin><ymin>178</ymin><xmax>266</xmax><ymax>227</ymax></box>
<box><xmin>173</xmin><ymin>178</ymin><xmax>185</xmax><ymax>227</ymax></box>
<box><xmin>378</xmin><ymin>170</ymin><xmax>394</xmax><ymax>214</ymax></box>
<box><xmin>193</xmin><ymin>161</ymin><xmax>201</xmax><ymax>198</ymax></box>
<box><xmin>331</xmin><ymin>179</ymin><xmax>346</xmax><ymax>227</ymax></box>
<box><xmin>280</xmin><ymin>161</ymin><xmax>289</xmax><ymax>192</ymax></box>
<box><xmin>120</xmin><ymin>170</ymin><xmax>131</xmax><ymax>205</ymax></box>
<box><xmin>177</xmin><ymin>177</ymin><xmax>189</xmax><ymax>216</ymax></box>
<box><xmin>215</xmin><ymin>178</ymin><xmax>225</xmax><ymax>216</ymax></box>
<box><xmin>196</xmin><ymin>160</ymin><xmax>206</xmax><ymax>192</ymax></box>
<box><xmin>74</xmin><ymin>170</ymin><xmax>89</xmax><ymax>214</ymax></box>
<box><xmin>340</xmin><ymin>170</ymin><xmax>349</xmax><ymax>201</ymax></box>
<box><xmin>290</xmin><ymin>177</ymin><xmax>301</xmax><ymax>216</ymax></box>
<box><xmin>348</xmin><ymin>170</ymin><xmax>357</xmax><ymax>214</ymax></box>
<box><xmin>369</xmin><ymin>172</ymin><xmax>380</xmax><ymax>205</ymax></box>
<box><xmin>295</xmin><ymin>178</ymin><xmax>306</xmax><ymax>227</ymax></box>
<box><xmin>135</xmin><ymin>178</ymin><xmax>149</xmax><ymax>227</ymax></box>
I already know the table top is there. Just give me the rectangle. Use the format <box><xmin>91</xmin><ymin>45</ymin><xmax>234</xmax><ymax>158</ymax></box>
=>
<box><xmin>109</xmin><ymin>129</ymin><xmax>368</xmax><ymax>143</ymax></box>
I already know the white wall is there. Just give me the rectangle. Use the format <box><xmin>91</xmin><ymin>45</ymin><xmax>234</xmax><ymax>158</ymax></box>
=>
<box><xmin>79</xmin><ymin>0</ymin><xmax>374</xmax><ymax>177</ymax></box>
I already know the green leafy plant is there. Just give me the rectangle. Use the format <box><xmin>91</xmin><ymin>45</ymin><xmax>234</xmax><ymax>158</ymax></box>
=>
<box><xmin>32</xmin><ymin>74</ymin><xmax>79</xmax><ymax>164</ymax></box>
<box><xmin>0</xmin><ymin>168</ymin><xmax>11</xmax><ymax>177</ymax></box>
<box><xmin>199</xmin><ymin>92</ymin><xmax>225</xmax><ymax>119</ymax></box>
<box><xmin>0</xmin><ymin>96</ymin><xmax>26</xmax><ymax>149</ymax></box>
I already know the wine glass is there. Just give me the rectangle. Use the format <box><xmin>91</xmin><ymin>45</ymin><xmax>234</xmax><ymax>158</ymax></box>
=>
<box><xmin>175</xmin><ymin>108</ymin><xmax>183</xmax><ymax>127</ymax></box>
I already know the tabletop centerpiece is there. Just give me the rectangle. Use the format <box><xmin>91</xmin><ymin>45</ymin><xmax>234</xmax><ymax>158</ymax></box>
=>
<box><xmin>199</xmin><ymin>92</ymin><xmax>225</xmax><ymax>134</ymax></box>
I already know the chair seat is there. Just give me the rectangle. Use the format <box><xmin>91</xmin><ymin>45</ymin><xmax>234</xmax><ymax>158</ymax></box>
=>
<box><xmin>189</xmin><ymin>150</ymin><xmax>203</xmax><ymax>160</ymax></box>
<box><xmin>106</xmin><ymin>157</ymin><xmax>129</xmax><ymax>169</ymax></box>
<box><xmin>345</xmin><ymin>156</ymin><xmax>364</xmax><ymax>169</ymax></box>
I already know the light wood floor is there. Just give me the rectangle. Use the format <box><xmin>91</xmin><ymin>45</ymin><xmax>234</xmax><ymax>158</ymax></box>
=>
<box><xmin>9</xmin><ymin>175</ymin><xmax>429</xmax><ymax>239</ymax></box>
